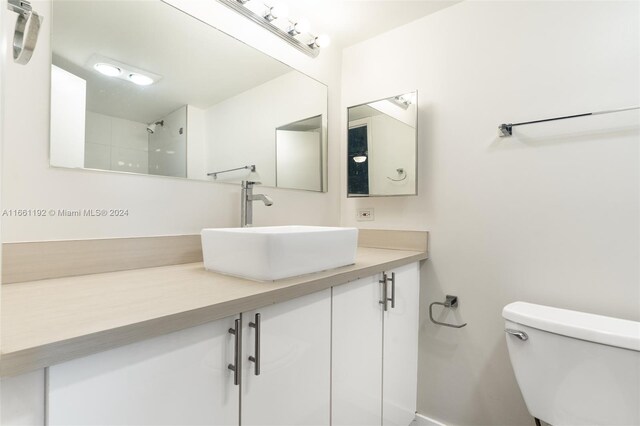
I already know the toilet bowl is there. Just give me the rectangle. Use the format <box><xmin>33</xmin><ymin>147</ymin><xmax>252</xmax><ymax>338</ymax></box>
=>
<box><xmin>502</xmin><ymin>302</ymin><xmax>640</xmax><ymax>426</ymax></box>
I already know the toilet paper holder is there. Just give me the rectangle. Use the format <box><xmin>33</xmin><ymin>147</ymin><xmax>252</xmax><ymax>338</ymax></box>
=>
<box><xmin>7</xmin><ymin>0</ymin><xmax>42</xmax><ymax>65</ymax></box>
<box><xmin>429</xmin><ymin>295</ymin><xmax>467</xmax><ymax>328</ymax></box>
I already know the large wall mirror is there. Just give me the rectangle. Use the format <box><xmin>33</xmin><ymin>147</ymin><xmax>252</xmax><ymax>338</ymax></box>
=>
<box><xmin>49</xmin><ymin>0</ymin><xmax>328</xmax><ymax>192</ymax></box>
<box><xmin>347</xmin><ymin>92</ymin><xmax>418</xmax><ymax>197</ymax></box>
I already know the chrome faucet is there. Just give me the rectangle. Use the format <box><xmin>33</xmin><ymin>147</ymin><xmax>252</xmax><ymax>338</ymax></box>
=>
<box><xmin>241</xmin><ymin>180</ymin><xmax>273</xmax><ymax>227</ymax></box>
<box><xmin>207</xmin><ymin>165</ymin><xmax>273</xmax><ymax>227</ymax></box>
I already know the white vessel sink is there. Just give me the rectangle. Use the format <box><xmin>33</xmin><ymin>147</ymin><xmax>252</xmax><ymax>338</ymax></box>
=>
<box><xmin>201</xmin><ymin>226</ymin><xmax>358</xmax><ymax>281</ymax></box>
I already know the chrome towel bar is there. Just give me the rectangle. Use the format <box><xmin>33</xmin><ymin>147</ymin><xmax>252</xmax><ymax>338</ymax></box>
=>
<box><xmin>498</xmin><ymin>105</ymin><xmax>639</xmax><ymax>137</ymax></box>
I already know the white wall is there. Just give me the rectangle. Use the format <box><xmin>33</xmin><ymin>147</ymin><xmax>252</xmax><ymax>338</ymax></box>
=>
<box><xmin>367</xmin><ymin>114</ymin><xmax>416</xmax><ymax>195</ymax></box>
<box><xmin>276</xmin><ymin>129</ymin><xmax>322</xmax><ymax>191</ymax></box>
<box><xmin>50</xmin><ymin>65</ymin><xmax>85</xmax><ymax>169</ymax></box>
<box><xmin>206</xmin><ymin>71</ymin><xmax>327</xmax><ymax>189</ymax></box>
<box><xmin>1</xmin><ymin>0</ymin><xmax>342</xmax><ymax>242</ymax></box>
<box><xmin>341</xmin><ymin>1</ymin><xmax>639</xmax><ymax>425</ymax></box>
<box><xmin>85</xmin><ymin>111</ymin><xmax>149</xmax><ymax>174</ymax></box>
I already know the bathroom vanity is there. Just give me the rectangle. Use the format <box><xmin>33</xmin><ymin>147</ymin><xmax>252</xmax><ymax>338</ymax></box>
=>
<box><xmin>0</xmin><ymin>230</ymin><xmax>427</xmax><ymax>426</ymax></box>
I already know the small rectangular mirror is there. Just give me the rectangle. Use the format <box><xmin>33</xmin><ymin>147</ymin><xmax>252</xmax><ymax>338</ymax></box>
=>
<box><xmin>347</xmin><ymin>92</ymin><xmax>417</xmax><ymax>197</ymax></box>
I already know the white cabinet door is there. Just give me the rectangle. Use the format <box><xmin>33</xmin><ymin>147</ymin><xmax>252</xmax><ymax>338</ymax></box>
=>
<box><xmin>48</xmin><ymin>317</ymin><xmax>240</xmax><ymax>426</ymax></box>
<box><xmin>241</xmin><ymin>289</ymin><xmax>331</xmax><ymax>426</ymax></box>
<box><xmin>1</xmin><ymin>370</ymin><xmax>46</xmax><ymax>426</ymax></box>
<box><xmin>332</xmin><ymin>274</ymin><xmax>384</xmax><ymax>426</ymax></box>
<box><xmin>382</xmin><ymin>263</ymin><xmax>420</xmax><ymax>426</ymax></box>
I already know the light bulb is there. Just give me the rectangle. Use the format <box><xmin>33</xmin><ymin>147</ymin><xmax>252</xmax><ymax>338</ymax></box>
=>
<box><xmin>94</xmin><ymin>63</ymin><xmax>121</xmax><ymax>77</ymax></box>
<box><xmin>272</xmin><ymin>4</ymin><xmax>287</xmax><ymax>18</ymax></box>
<box><xmin>310</xmin><ymin>34</ymin><xmax>331</xmax><ymax>49</ymax></box>
<box><xmin>353</xmin><ymin>155</ymin><xmax>367</xmax><ymax>163</ymax></box>
<box><xmin>315</xmin><ymin>34</ymin><xmax>330</xmax><ymax>48</ymax></box>
<box><xmin>265</xmin><ymin>3</ymin><xmax>288</xmax><ymax>21</ymax></box>
<box><xmin>128</xmin><ymin>73</ymin><xmax>154</xmax><ymax>86</ymax></box>
<box><xmin>294</xmin><ymin>19</ymin><xmax>310</xmax><ymax>34</ymax></box>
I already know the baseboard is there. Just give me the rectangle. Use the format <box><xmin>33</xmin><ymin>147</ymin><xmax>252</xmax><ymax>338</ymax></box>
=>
<box><xmin>412</xmin><ymin>413</ymin><xmax>447</xmax><ymax>426</ymax></box>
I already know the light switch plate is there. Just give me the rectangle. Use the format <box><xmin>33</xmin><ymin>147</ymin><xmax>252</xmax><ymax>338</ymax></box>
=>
<box><xmin>357</xmin><ymin>208</ymin><xmax>374</xmax><ymax>221</ymax></box>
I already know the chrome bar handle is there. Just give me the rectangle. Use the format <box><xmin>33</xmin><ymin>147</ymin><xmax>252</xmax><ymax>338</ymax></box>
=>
<box><xmin>228</xmin><ymin>318</ymin><xmax>242</xmax><ymax>385</ymax></box>
<box><xmin>505</xmin><ymin>329</ymin><xmax>528</xmax><ymax>341</ymax></box>
<box><xmin>379</xmin><ymin>273</ymin><xmax>388</xmax><ymax>311</ymax></box>
<box><xmin>387</xmin><ymin>272</ymin><xmax>396</xmax><ymax>309</ymax></box>
<box><xmin>248</xmin><ymin>313</ymin><xmax>261</xmax><ymax>376</ymax></box>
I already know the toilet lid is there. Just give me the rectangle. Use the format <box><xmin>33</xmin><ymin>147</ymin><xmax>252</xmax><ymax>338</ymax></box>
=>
<box><xmin>503</xmin><ymin>302</ymin><xmax>640</xmax><ymax>352</ymax></box>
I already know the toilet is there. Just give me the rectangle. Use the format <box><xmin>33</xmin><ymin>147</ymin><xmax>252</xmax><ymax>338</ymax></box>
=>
<box><xmin>502</xmin><ymin>302</ymin><xmax>640</xmax><ymax>426</ymax></box>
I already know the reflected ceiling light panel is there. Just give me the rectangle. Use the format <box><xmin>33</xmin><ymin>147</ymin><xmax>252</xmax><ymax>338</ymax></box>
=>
<box><xmin>129</xmin><ymin>73</ymin><xmax>154</xmax><ymax>86</ymax></box>
<box><xmin>264</xmin><ymin>3</ymin><xmax>288</xmax><ymax>21</ymax></box>
<box><xmin>88</xmin><ymin>54</ymin><xmax>161</xmax><ymax>86</ymax></box>
<box><xmin>309</xmin><ymin>34</ymin><xmax>330</xmax><ymax>49</ymax></box>
<box><xmin>94</xmin><ymin>63</ymin><xmax>121</xmax><ymax>77</ymax></box>
<box><xmin>288</xmin><ymin>18</ymin><xmax>310</xmax><ymax>36</ymax></box>
<box><xmin>353</xmin><ymin>155</ymin><xmax>367</xmax><ymax>163</ymax></box>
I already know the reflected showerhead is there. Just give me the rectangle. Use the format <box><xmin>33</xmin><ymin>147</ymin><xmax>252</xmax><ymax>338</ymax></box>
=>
<box><xmin>146</xmin><ymin>120</ymin><xmax>164</xmax><ymax>134</ymax></box>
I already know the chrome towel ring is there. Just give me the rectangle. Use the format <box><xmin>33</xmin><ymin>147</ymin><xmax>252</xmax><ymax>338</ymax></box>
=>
<box><xmin>7</xmin><ymin>0</ymin><xmax>42</xmax><ymax>65</ymax></box>
<box><xmin>429</xmin><ymin>295</ymin><xmax>467</xmax><ymax>328</ymax></box>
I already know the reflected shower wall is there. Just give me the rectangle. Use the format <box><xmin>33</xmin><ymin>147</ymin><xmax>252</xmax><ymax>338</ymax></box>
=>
<box><xmin>148</xmin><ymin>106</ymin><xmax>187</xmax><ymax>178</ymax></box>
<box><xmin>83</xmin><ymin>104</ymin><xmax>187</xmax><ymax>178</ymax></box>
<box><xmin>84</xmin><ymin>111</ymin><xmax>149</xmax><ymax>174</ymax></box>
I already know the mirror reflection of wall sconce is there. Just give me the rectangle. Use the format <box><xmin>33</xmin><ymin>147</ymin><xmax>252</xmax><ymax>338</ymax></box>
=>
<box><xmin>216</xmin><ymin>0</ymin><xmax>330</xmax><ymax>58</ymax></box>
<box><xmin>353</xmin><ymin>153</ymin><xmax>368</xmax><ymax>163</ymax></box>
<box><xmin>7</xmin><ymin>0</ymin><xmax>42</xmax><ymax>65</ymax></box>
<box><xmin>390</xmin><ymin>94</ymin><xmax>415</xmax><ymax>110</ymax></box>
<box><xmin>387</xmin><ymin>168</ymin><xmax>407</xmax><ymax>182</ymax></box>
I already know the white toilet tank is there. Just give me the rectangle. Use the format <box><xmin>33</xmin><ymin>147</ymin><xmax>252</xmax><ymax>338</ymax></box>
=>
<box><xmin>503</xmin><ymin>302</ymin><xmax>640</xmax><ymax>426</ymax></box>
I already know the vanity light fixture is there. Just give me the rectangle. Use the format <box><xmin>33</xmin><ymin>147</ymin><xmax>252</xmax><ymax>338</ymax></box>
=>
<box><xmin>217</xmin><ymin>0</ymin><xmax>329</xmax><ymax>58</ymax></box>
<box><xmin>391</xmin><ymin>93</ymin><xmax>415</xmax><ymax>110</ymax></box>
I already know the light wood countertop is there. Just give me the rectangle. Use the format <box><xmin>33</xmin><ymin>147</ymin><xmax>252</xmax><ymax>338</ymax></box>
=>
<box><xmin>1</xmin><ymin>246</ymin><xmax>427</xmax><ymax>377</ymax></box>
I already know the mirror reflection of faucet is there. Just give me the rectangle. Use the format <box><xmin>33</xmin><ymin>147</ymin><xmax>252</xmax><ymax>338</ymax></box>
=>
<box><xmin>207</xmin><ymin>165</ymin><xmax>274</xmax><ymax>227</ymax></box>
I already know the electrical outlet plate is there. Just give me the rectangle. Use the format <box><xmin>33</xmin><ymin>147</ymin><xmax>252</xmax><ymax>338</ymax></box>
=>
<box><xmin>357</xmin><ymin>208</ymin><xmax>374</xmax><ymax>221</ymax></box>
